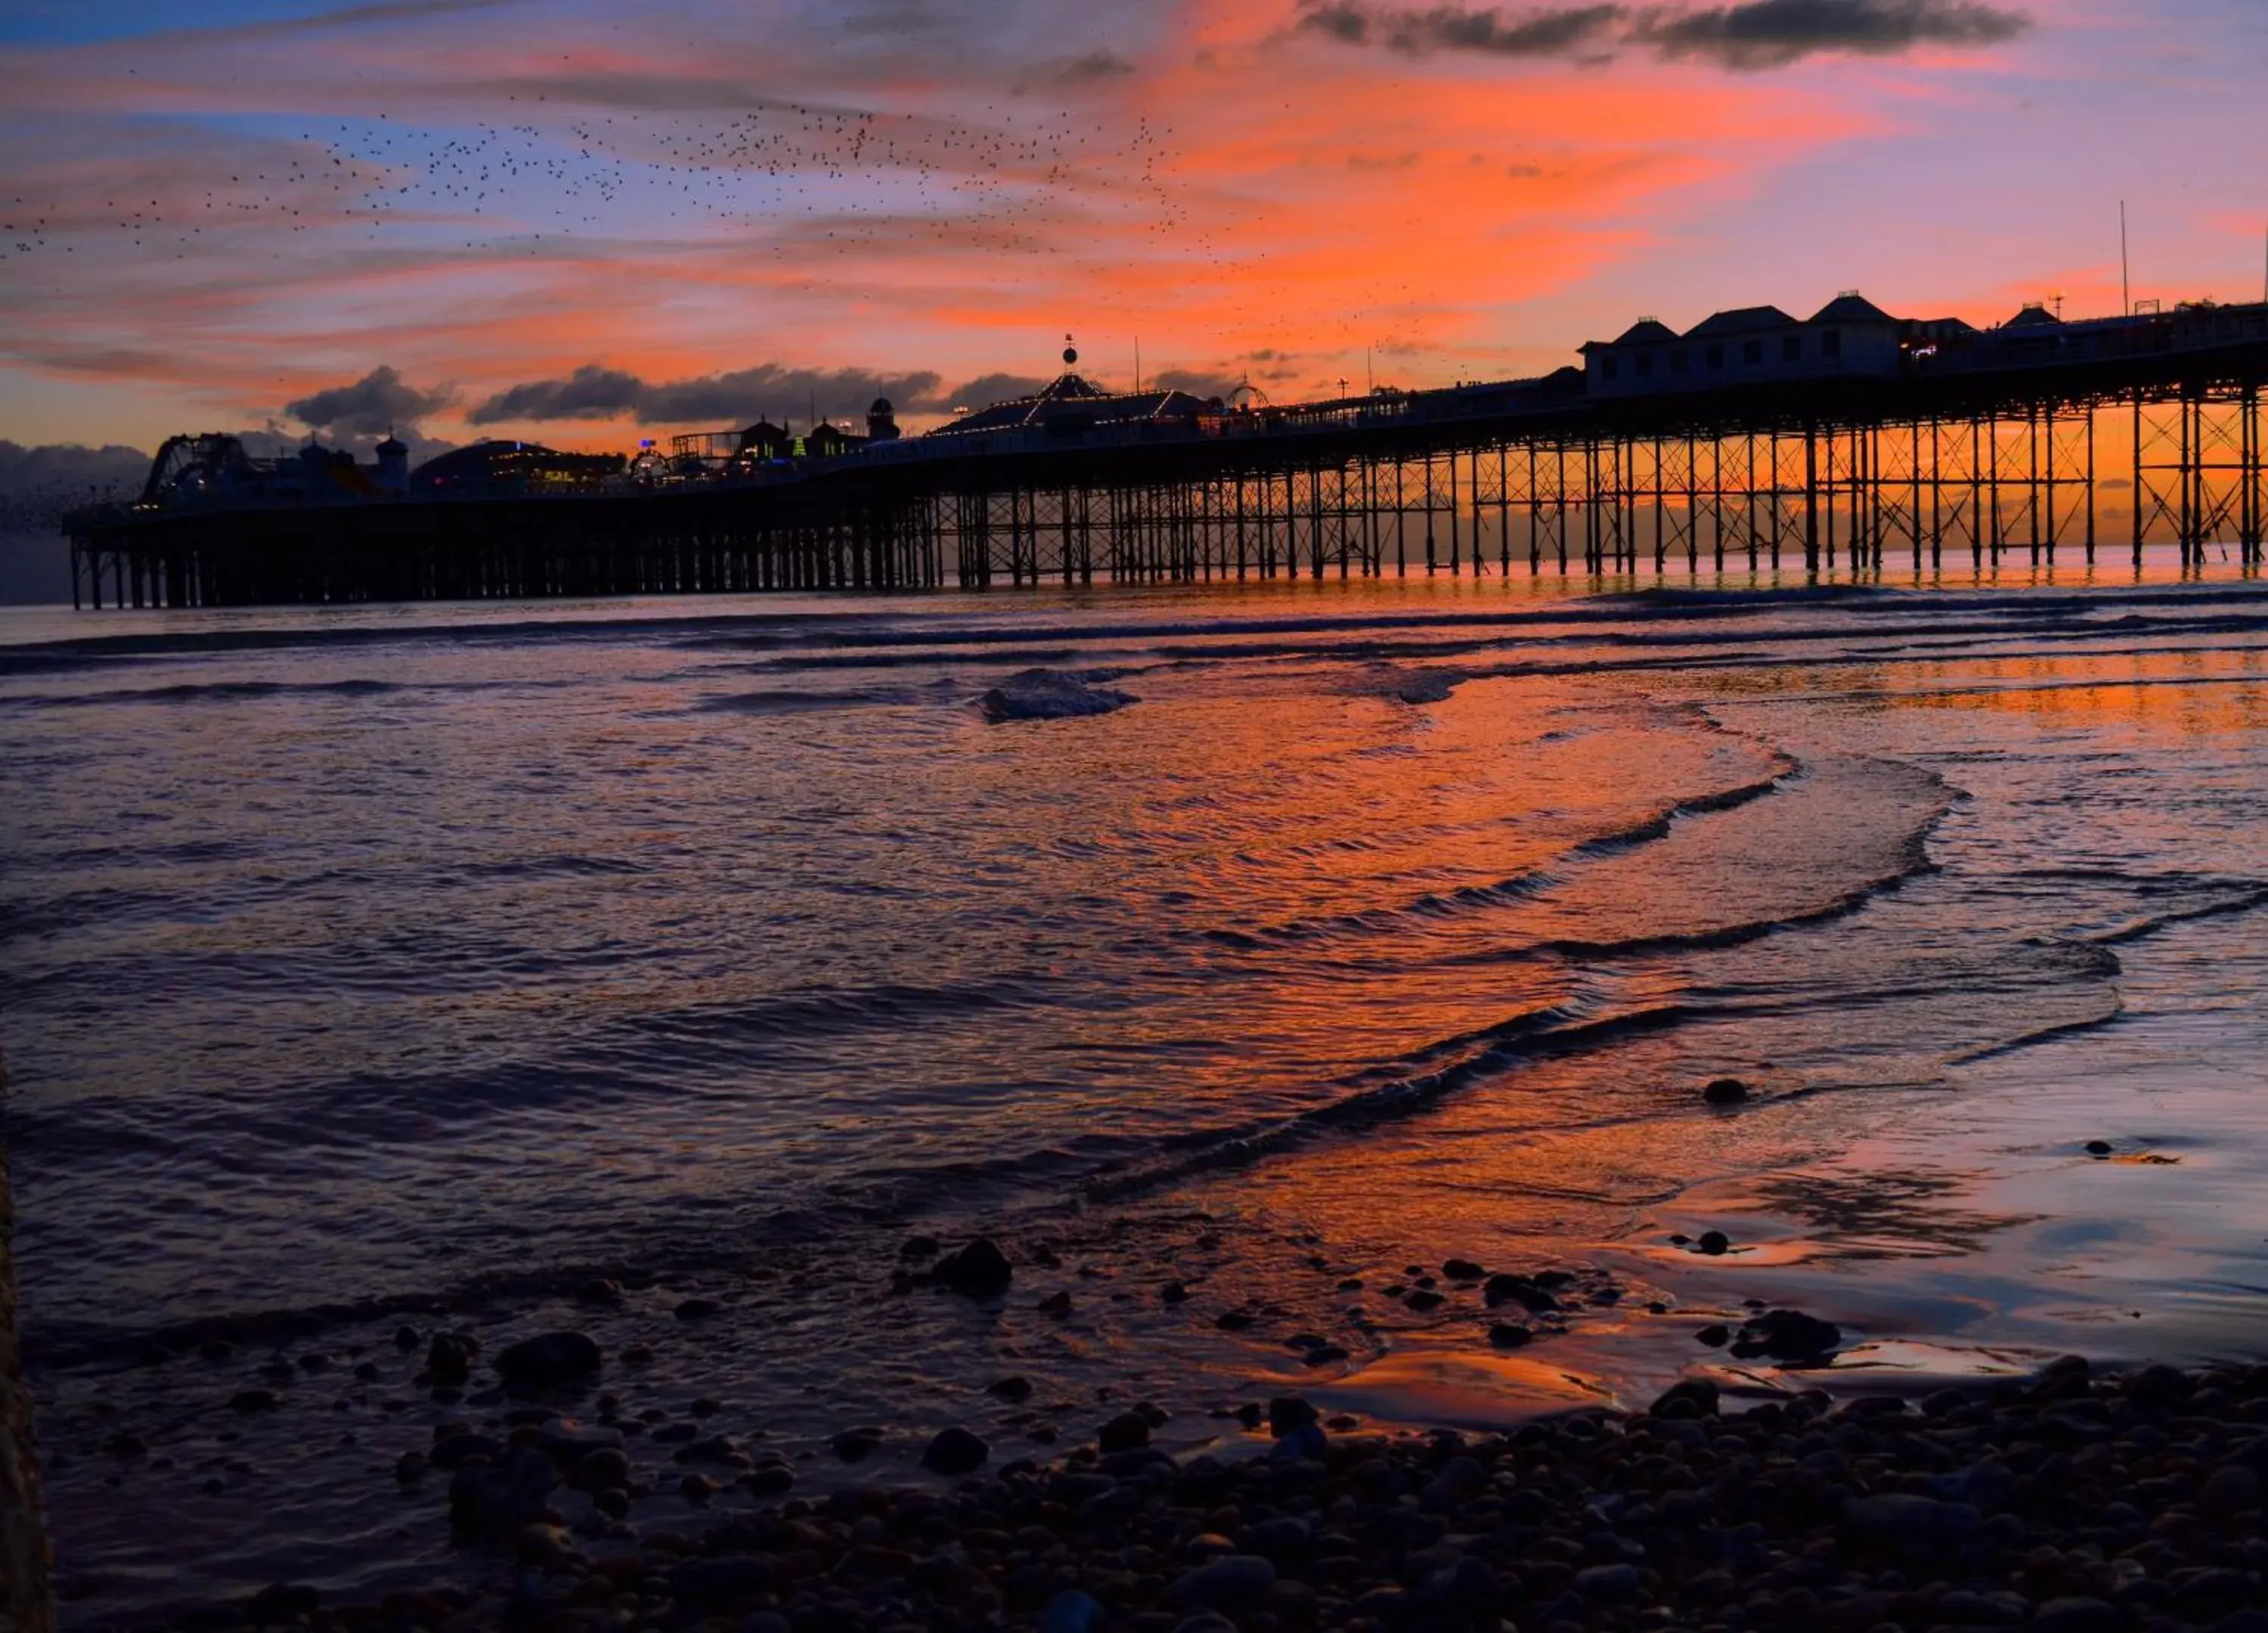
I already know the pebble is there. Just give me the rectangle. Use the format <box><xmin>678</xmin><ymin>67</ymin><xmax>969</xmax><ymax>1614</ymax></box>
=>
<box><xmin>931</xmin><ymin>1238</ymin><xmax>1014</xmax><ymax>1297</ymax></box>
<box><xmin>183</xmin><ymin>1342</ymin><xmax>2268</xmax><ymax>1633</ymax></box>
<box><xmin>568</xmin><ymin>1447</ymin><xmax>631</xmax><ymax>1491</ymax></box>
<box><xmin>1730</xmin><ymin>1305</ymin><xmax>1842</xmax><ymax>1360</ymax></box>
<box><xmin>1841</xmin><ymin>1491</ymin><xmax>1984</xmax><ymax>1556</ymax></box>
<box><xmin>446</xmin><ymin>1447</ymin><xmax>556</xmax><ymax>1539</ymax></box>
<box><xmin>1036</xmin><ymin>1587</ymin><xmax>1104</xmax><ymax>1633</ymax></box>
<box><xmin>2033</xmin><ymin>1596</ymin><xmax>2119</xmax><ymax>1633</ymax></box>
<box><xmin>1095</xmin><ymin>1411</ymin><xmax>1150</xmax><ymax>1455</ymax></box>
<box><xmin>494</xmin><ymin>1330</ymin><xmax>603</xmax><ymax>1387</ymax></box>
<box><xmin>919</xmin><ymin>1426</ymin><xmax>988</xmax><ymax>1477</ymax></box>
<box><xmin>1483</xmin><ymin>1273</ymin><xmax>1557</xmax><ymax>1312</ymax></box>
<box><xmin>1165</xmin><ymin>1552</ymin><xmax>1275</xmax><ymax>1611</ymax></box>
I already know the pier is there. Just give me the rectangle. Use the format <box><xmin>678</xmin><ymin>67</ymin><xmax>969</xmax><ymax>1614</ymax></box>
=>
<box><xmin>64</xmin><ymin>300</ymin><xmax>2268</xmax><ymax>608</ymax></box>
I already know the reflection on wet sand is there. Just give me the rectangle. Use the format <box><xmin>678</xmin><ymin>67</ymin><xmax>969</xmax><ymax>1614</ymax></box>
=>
<box><xmin>11</xmin><ymin>575</ymin><xmax>2268</xmax><ymax>1613</ymax></box>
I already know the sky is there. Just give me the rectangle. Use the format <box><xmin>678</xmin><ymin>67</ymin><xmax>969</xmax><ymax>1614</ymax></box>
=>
<box><xmin>0</xmin><ymin>0</ymin><xmax>2263</xmax><ymax>453</ymax></box>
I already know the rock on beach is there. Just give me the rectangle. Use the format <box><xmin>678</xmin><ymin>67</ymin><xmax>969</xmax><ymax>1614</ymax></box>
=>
<box><xmin>931</xmin><ymin>1237</ymin><xmax>1013</xmax><ymax>1297</ymax></box>
<box><xmin>919</xmin><ymin>1426</ymin><xmax>988</xmax><ymax>1477</ymax></box>
<box><xmin>213</xmin><ymin>1354</ymin><xmax>2268</xmax><ymax>1633</ymax></box>
<box><xmin>492</xmin><ymin>1330</ymin><xmax>601</xmax><ymax>1387</ymax></box>
<box><xmin>980</xmin><ymin>669</ymin><xmax>1136</xmax><ymax>722</ymax></box>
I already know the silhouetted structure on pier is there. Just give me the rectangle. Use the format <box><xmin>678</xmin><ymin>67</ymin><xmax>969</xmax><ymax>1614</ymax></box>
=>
<box><xmin>64</xmin><ymin>296</ymin><xmax>2268</xmax><ymax>607</ymax></box>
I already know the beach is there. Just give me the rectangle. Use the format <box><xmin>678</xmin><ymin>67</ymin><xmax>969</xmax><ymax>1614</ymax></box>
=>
<box><xmin>5</xmin><ymin>566</ymin><xmax>2268</xmax><ymax>1624</ymax></box>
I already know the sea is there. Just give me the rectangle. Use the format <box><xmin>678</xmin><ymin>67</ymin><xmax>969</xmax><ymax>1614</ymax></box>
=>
<box><xmin>5</xmin><ymin>554</ymin><xmax>2268</xmax><ymax>1621</ymax></box>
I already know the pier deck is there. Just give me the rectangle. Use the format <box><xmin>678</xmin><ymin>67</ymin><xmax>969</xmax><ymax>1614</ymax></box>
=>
<box><xmin>66</xmin><ymin>311</ymin><xmax>2268</xmax><ymax>607</ymax></box>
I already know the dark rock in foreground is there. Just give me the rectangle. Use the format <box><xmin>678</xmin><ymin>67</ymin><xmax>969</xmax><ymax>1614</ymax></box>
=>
<box><xmin>931</xmin><ymin>1237</ymin><xmax>1013</xmax><ymax>1297</ymax></box>
<box><xmin>918</xmin><ymin>1426</ymin><xmax>987</xmax><ymax>1477</ymax></box>
<box><xmin>491</xmin><ymin>1330</ymin><xmax>601</xmax><ymax>1387</ymax></box>
<box><xmin>196</xmin><ymin>1356</ymin><xmax>2268</xmax><ymax>1633</ymax></box>
<box><xmin>445</xmin><ymin>1446</ymin><xmax>556</xmax><ymax>1538</ymax></box>
<box><xmin>979</xmin><ymin>668</ymin><xmax>1136</xmax><ymax>722</ymax></box>
<box><xmin>1730</xmin><ymin>1306</ymin><xmax>1842</xmax><ymax>1362</ymax></box>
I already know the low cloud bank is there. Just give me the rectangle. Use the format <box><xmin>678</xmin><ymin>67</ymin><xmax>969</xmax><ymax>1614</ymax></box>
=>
<box><xmin>469</xmin><ymin>364</ymin><xmax>1078</xmax><ymax>428</ymax></box>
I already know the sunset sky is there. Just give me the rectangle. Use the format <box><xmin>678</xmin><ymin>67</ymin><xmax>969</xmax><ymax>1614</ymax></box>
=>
<box><xmin>0</xmin><ymin>0</ymin><xmax>2261</xmax><ymax>453</ymax></box>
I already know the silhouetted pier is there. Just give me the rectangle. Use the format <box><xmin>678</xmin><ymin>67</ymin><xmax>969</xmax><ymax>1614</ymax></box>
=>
<box><xmin>64</xmin><ymin>300</ymin><xmax>2268</xmax><ymax>607</ymax></box>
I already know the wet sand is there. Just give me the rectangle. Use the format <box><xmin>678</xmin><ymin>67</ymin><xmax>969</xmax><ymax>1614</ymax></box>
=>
<box><xmin>12</xmin><ymin>576</ymin><xmax>2268</xmax><ymax>1624</ymax></box>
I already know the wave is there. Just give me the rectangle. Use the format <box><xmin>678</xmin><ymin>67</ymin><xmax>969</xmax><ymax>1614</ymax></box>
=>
<box><xmin>612</xmin><ymin>975</ymin><xmax>1053</xmax><ymax>1049</ymax></box>
<box><xmin>1527</xmin><ymin>863</ymin><xmax>1935</xmax><ymax>962</ymax></box>
<box><xmin>1077</xmin><ymin>997</ymin><xmax>1697</xmax><ymax>1205</ymax></box>
<box><xmin>2085</xmin><ymin>884</ymin><xmax>2268</xmax><ymax>947</ymax></box>
<box><xmin>1194</xmin><ymin>764</ymin><xmax>1798</xmax><ymax>953</ymax></box>
<box><xmin>1</xmin><ymin>677</ymin><xmax>405</xmax><ymax>709</ymax></box>
<box><xmin>689</xmin><ymin>686</ymin><xmax>925</xmax><ymax>714</ymax></box>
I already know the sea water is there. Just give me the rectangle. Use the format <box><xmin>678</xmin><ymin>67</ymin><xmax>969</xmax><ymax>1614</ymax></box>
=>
<box><xmin>5</xmin><ymin>562</ymin><xmax>2268</xmax><ymax>1617</ymax></box>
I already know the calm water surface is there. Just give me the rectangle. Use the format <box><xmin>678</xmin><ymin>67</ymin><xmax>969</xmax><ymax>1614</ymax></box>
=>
<box><xmin>5</xmin><ymin>559</ymin><xmax>2268</xmax><ymax>1619</ymax></box>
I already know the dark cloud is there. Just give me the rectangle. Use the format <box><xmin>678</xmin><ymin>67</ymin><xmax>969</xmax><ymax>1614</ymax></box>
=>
<box><xmin>1300</xmin><ymin>2</ymin><xmax>1621</xmax><ymax>55</ymax></box>
<box><xmin>467</xmin><ymin>365</ymin><xmax>644</xmax><ymax>425</ymax></box>
<box><xmin>1642</xmin><ymin>0</ymin><xmax>2029</xmax><ymax>68</ymax></box>
<box><xmin>148</xmin><ymin>0</ymin><xmax>526</xmax><ymax>47</ymax></box>
<box><xmin>0</xmin><ymin>437</ymin><xmax>150</xmax><ymax>525</ymax></box>
<box><xmin>471</xmin><ymin>363</ymin><xmax>1020</xmax><ymax>426</ymax></box>
<box><xmin>638</xmin><ymin>365</ymin><xmax>944</xmax><ymax>426</ymax></box>
<box><xmin>1296</xmin><ymin>0</ymin><xmax>2028</xmax><ymax>67</ymax></box>
<box><xmin>1151</xmin><ymin>367</ymin><xmax>1246</xmax><ymax>399</ymax></box>
<box><xmin>285</xmin><ymin>366</ymin><xmax>454</xmax><ymax>438</ymax></box>
<box><xmin>938</xmin><ymin>373</ymin><xmax>1055</xmax><ymax>410</ymax></box>
<box><xmin>0</xmin><ymin>440</ymin><xmax>158</xmax><ymax>603</ymax></box>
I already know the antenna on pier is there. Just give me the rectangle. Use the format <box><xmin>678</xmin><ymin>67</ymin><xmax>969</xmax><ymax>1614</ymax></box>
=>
<box><xmin>2121</xmin><ymin>200</ymin><xmax>2131</xmax><ymax>317</ymax></box>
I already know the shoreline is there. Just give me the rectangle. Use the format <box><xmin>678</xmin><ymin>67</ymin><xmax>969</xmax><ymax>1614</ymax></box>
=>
<box><xmin>13</xmin><ymin>582</ymin><xmax>2268</xmax><ymax>1630</ymax></box>
<box><xmin>150</xmin><ymin>1341</ymin><xmax>2268</xmax><ymax>1633</ymax></box>
<box><xmin>36</xmin><ymin>1213</ymin><xmax>2268</xmax><ymax>1632</ymax></box>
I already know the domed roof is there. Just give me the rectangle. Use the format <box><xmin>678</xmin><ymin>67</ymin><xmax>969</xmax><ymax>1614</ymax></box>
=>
<box><xmin>869</xmin><ymin>397</ymin><xmax>893</xmax><ymax>415</ymax></box>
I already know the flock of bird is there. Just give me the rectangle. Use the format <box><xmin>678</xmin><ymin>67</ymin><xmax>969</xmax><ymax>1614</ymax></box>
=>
<box><xmin>0</xmin><ymin>41</ymin><xmax>1433</xmax><ymax>405</ymax></box>
<box><xmin>0</xmin><ymin>93</ymin><xmax>1188</xmax><ymax>265</ymax></box>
